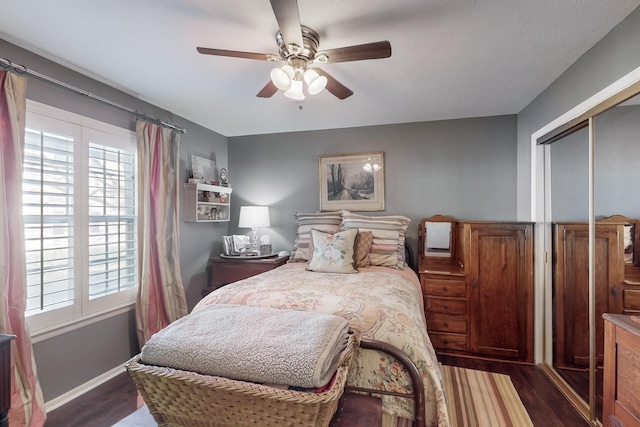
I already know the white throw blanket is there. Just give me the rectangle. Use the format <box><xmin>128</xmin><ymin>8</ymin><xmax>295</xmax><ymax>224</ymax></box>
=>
<box><xmin>140</xmin><ymin>304</ymin><xmax>350</xmax><ymax>389</ymax></box>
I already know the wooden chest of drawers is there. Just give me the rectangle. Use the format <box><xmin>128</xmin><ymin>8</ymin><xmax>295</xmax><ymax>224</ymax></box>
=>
<box><xmin>421</xmin><ymin>264</ymin><xmax>468</xmax><ymax>353</ymax></box>
<box><xmin>418</xmin><ymin>220</ymin><xmax>533</xmax><ymax>363</ymax></box>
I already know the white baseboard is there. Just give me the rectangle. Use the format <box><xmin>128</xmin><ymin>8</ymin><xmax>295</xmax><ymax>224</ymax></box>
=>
<box><xmin>45</xmin><ymin>362</ymin><xmax>128</xmax><ymax>412</ymax></box>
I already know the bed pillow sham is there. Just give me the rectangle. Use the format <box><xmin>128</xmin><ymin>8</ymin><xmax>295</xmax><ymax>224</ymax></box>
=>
<box><xmin>307</xmin><ymin>228</ymin><xmax>358</xmax><ymax>274</ymax></box>
<box><xmin>340</xmin><ymin>211</ymin><xmax>410</xmax><ymax>269</ymax></box>
<box><xmin>308</xmin><ymin>229</ymin><xmax>373</xmax><ymax>269</ymax></box>
<box><xmin>289</xmin><ymin>211</ymin><xmax>343</xmax><ymax>263</ymax></box>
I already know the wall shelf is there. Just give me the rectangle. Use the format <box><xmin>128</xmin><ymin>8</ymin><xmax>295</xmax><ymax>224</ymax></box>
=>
<box><xmin>183</xmin><ymin>183</ymin><xmax>232</xmax><ymax>223</ymax></box>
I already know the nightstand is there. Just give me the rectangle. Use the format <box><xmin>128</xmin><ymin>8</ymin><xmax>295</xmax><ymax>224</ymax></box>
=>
<box><xmin>203</xmin><ymin>255</ymin><xmax>289</xmax><ymax>297</ymax></box>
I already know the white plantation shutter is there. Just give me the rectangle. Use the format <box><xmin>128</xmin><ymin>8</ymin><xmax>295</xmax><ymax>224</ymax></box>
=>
<box><xmin>87</xmin><ymin>142</ymin><xmax>137</xmax><ymax>298</ymax></box>
<box><xmin>23</xmin><ymin>127</ymin><xmax>76</xmax><ymax>314</ymax></box>
<box><xmin>23</xmin><ymin>101</ymin><xmax>137</xmax><ymax>333</ymax></box>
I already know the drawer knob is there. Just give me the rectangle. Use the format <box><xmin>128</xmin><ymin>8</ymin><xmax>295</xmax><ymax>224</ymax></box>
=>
<box><xmin>443</xmin><ymin>304</ymin><xmax>449</xmax><ymax>309</ymax></box>
<box><xmin>443</xmin><ymin>322</ymin><xmax>449</xmax><ymax>327</ymax></box>
<box><xmin>443</xmin><ymin>286</ymin><xmax>448</xmax><ymax>292</ymax></box>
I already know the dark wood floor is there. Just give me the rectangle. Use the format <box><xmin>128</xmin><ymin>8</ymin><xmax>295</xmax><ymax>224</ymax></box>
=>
<box><xmin>44</xmin><ymin>356</ymin><xmax>590</xmax><ymax>426</ymax></box>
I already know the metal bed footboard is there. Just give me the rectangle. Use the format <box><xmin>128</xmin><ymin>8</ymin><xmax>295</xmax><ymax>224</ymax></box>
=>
<box><xmin>344</xmin><ymin>338</ymin><xmax>426</xmax><ymax>427</ymax></box>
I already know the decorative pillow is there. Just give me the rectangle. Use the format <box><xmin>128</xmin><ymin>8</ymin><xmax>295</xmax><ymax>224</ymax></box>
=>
<box><xmin>289</xmin><ymin>211</ymin><xmax>343</xmax><ymax>262</ymax></box>
<box><xmin>307</xmin><ymin>228</ymin><xmax>358</xmax><ymax>274</ymax></box>
<box><xmin>352</xmin><ymin>230</ymin><xmax>373</xmax><ymax>268</ymax></box>
<box><xmin>309</xmin><ymin>229</ymin><xmax>374</xmax><ymax>269</ymax></box>
<box><xmin>340</xmin><ymin>211</ymin><xmax>410</xmax><ymax>269</ymax></box>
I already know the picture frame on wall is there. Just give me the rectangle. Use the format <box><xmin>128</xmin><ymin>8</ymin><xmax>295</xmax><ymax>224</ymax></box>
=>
<box><xmin>190</xmin><ymin>153</ymin><xmax>216</xmax><ymax>184</ymax></box>
<box><xmin>319</xmin><ymin>152</ymin><xmax>385</xmax><ymax>211</ymax></box>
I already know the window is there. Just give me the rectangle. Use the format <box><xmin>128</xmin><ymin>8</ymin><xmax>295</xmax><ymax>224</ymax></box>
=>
<box><xmin>23</xmin><ymin>101</ymin><xmax>137</xmax><ymax>334</ymax></box>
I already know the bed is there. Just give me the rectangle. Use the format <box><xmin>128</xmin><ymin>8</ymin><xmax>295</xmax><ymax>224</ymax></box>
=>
<box><xmin>190</xmin><ymin>211</ymin><xmax>450</xmax><ymax>427</ymax></box>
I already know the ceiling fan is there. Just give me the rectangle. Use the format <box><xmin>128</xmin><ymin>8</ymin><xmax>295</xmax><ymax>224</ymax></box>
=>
<box><xmin>196</xmin><ymin>0</ymin><xmax>392</xmax><ymax>100</ymax></box>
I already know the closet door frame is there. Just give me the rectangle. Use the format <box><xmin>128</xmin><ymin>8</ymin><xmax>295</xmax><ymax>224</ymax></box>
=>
<box><xmin>530</xmin><ymin>66</ymin><xmax>640</xmax><ymax>425</ymax></box>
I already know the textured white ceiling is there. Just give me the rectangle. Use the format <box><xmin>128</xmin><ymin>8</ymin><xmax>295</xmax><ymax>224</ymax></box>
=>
<box><xmin>0</xmin><ymin>0</ymin><xmax>639</xmax><ymax>137</ymax></box>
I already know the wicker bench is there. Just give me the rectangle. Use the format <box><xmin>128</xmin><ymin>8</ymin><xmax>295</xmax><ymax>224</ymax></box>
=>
<box><xmin>127</xmin><ymin>333</ymin><xmax>356</xmax><ymax>427</ymax></box>
<box><xmin>127</xmin><ymin>334</ymin><xmax>424</xmax><ymax>427</ymax></box>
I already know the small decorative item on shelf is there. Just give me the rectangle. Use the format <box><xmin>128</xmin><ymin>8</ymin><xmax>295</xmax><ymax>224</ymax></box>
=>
<box><xmin>220</xmin><ymin>168</ymin><xmax>229</xmax><ymax>187</ymax></box>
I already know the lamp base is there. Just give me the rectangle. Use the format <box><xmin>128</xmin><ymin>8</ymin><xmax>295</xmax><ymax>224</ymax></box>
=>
<box><xmin>251</xmin><ymin>228</ymin><xmax>259</xmax><ymax>254</ymax></box>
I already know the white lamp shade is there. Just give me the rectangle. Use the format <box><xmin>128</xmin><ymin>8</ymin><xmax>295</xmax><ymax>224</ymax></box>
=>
<box><xmin>270</xmin><ymin>65</ymin><xmax>294</xmax><ymax>90</ymax></box>
<box><xmin>303</xmin><ymin>69</ymin><xmax>327</xmax><ymax>95</ymax></box>
<box><xmin>284</xmin><ymin>79</ymin><xmax>305</xmax><ymax>100</ymax></box>
<box><xmin>238</xmin><ymin>206</ymin><xmax>270</xmax><ymax>228</ymax></box>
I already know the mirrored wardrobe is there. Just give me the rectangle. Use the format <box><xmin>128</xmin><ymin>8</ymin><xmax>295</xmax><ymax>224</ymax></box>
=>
<box><xmin>536</xmin><ymin>78</ymin><xmax>640</xmax><ymax>425</ymax></box>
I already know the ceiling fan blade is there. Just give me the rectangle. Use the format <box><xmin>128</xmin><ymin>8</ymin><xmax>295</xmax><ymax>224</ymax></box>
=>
<box><xmin>270</xmin><ymin>0</ymin><xmax>304</xmax><ymax>50</ymax></box>
<box><xmin>257</xmin><ymin>81</ymin><xmax>279</xmax><ymax>98</ymax></box>
<box><xmin>316</xmin><ymin>41</ymin><xmax>391</xmax><ymax>64</ymax></box>
<box><xmin>197</xmin><ymin>47</ymin><xmax>273</xmax><ymax>61</ymax></box>
<box><xmin>315</xmin><ymin>68</ymin><xmax>353</xmax><ymax>100</ymax></box>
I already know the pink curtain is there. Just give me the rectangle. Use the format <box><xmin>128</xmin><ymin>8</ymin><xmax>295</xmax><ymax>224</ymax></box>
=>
<box><xmin>135</xmin><ymin>121</ymin><xmax>188</xmax><ymax>347</ymax></box>
<box><xmin>0</xmin><ymin>72</ymin><xmax>46</xmax><ymax>425</ymax></box>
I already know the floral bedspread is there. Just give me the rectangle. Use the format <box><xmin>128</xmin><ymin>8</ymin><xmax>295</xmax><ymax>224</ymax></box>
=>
<box><xmin>193</xmin><ymin>262</ymin><xmax>450</xmax><ymax>427</ymax></box>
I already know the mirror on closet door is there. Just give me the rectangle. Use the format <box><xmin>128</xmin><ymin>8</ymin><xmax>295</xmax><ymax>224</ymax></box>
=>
<box><xmin>543</xmin><ymin>89</ymin><xmax>640</xmax><ymax>425</ymax></box>
<box><xmin>548</xmin><ymin>123</ymin><xmax>592</xmax><ymax>412</ymax></box>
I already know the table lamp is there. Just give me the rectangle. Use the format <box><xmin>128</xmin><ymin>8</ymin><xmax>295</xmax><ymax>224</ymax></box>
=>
<box><xmin>238</xmin><ymin>206</ymin><xmax>270</xmax><ymax>254</ymax></box>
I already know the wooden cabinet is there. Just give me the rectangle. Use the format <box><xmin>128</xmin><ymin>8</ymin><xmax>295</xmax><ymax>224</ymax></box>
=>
<box><xmin>419</xmin><ymin>219</ymin><xmax>533</xmax><ymax>363</ymax></box>
<box><xmin>183</xmin><ymin>183</ymin><xmax>232</xmax><ymax>223</ymax></box>
<box><xmin>554</xmin><ymin>223</ymin><xmax>625</xmax><ymax>368</ymax></box>
<box><xmin>603</xmin><ymin>314</ymin><xmax>640</xmax><ymax>427</ymax></box>
<box><xmin>464</xmin><ymin>222</ymin><xmax>533</xmax><ymax>362</ymax></box>
<box><xmin>203</xmin><ymin>255</ymin><xmax>289</xmax><ymax>296</ymax></box>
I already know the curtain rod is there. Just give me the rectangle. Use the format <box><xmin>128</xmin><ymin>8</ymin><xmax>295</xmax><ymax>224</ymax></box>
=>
<box><xmin>0</xmin><ymin>57</ymin><xmax>186</xmax><ymax>134</ymax></box>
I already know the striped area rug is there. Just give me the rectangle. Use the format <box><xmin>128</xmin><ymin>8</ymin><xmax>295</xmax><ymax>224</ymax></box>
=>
<box><xmin>441</xmin><ymin>365</ymin><xmax>533</xmax><ymax>427</ymax></box>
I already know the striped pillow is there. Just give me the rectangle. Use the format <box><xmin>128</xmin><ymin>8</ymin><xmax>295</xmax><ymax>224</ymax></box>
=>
<box><xmin>340</xmin><ymin>211</ymin><xmax>410</xmax><ymax>269</ymax></box>
<box><xmin>289</xmin><ymin>211</ymin><xmax>343</xmax><ymax>262</ymax></box>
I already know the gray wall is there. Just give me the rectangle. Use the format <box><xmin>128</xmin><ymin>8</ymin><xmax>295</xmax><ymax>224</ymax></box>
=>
<box><xmin>228</xmin><ymin>115</ymin><xmax>518</xmax><ymax>254</ymax></box>
<box><xmin>516</xmin><ymin>6</ymin><xmax>640</xmax><ymax>220</ymax></box>
<box><xmin>4</xmin><ymin>1</ymin><xmax>640</xmax><ymax>406</ymax></box>
<box><xmin>549</xmin><ymin>103</ymin><xmax>640</xmax><ymax>222</ymax></box>
<box><xmin>0</xmin><ymin>38</ymin><xmax>229</xmax><ymax>402</ymax></box>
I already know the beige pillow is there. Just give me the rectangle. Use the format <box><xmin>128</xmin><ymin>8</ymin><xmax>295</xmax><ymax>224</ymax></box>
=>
<box><xmin>353</xmin><ymin>230</ymin><xmax>373</xmax><ymax>268</ymax></box>
<box><xmin>307</xmin><ymin>228</ymin><xmax>358</xmax><ymax>274</ymax></box>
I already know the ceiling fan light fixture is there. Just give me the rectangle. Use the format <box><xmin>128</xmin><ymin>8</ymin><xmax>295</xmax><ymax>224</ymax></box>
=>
<box><xmin>303</xmin><ymin>69</ymin><xmax>327</xmax><ymax>95</ymax></box>
<box><xmin>270</xmin><ymin>65</ymin><xmax>294</xmax><ymax>90</ymax></box>
<box><xmin>284</xmin><ymin>79</ymin><xmax>305</xmax><ymax>101</ymax></box>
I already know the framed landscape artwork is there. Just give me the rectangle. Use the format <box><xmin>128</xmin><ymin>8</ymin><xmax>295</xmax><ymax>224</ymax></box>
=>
<box><xmin>319</xmin><ymin>152</ymin><xmax>385</xmax><ymax>211</ymax></box>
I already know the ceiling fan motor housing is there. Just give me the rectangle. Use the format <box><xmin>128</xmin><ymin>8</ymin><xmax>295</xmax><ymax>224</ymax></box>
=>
<box><xmin>276</xmin><ymin>25</ymin><xmax>323</xmax><ymax>66</ymax></box>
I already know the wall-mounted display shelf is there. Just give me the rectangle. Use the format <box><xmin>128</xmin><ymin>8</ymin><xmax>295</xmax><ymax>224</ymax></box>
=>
<box><xmin>183</xmin><ymin>183</ymin><xmax>232</xmax><ymax>223</ymax></box>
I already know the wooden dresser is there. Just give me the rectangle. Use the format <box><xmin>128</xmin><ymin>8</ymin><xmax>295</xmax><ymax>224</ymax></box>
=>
<box><xmin>419</xmin><ymin>217</ymin><xmax>534</xmax><ymax>363</ymax></box>
<box><xmin>421</xmin><ymin>260</ymin><xmax>468</xmax><ymax>352</ymax></box>
<box><xmin>603</xmin><ymin>313</ymin><xmax>640</xmax><ymax>427</ymax></box>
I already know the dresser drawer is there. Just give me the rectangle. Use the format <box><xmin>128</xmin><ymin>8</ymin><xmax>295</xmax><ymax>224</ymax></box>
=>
<box><xmin>425</xmin><ymin>297</ymin><xmax>467</xmax><ymax>315</ymax></box>
<box><xmin>426</xmin><ymin>315</ymin><xmax>467</xmax><ymax>334</ymax></box>
<box><xmin>624</xmin><ymin>288</ymin><xmax>640</xmax><ymax>310</ymax></box>
<box><xmin>429</xmin><ymin>332</ymin><xmax>467</xmax><ymax>351</ymax></box>
<box><xmin>423</xmin><ymin>279</ymin><xmax>466</xmax><ymax>298</ymax></box>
